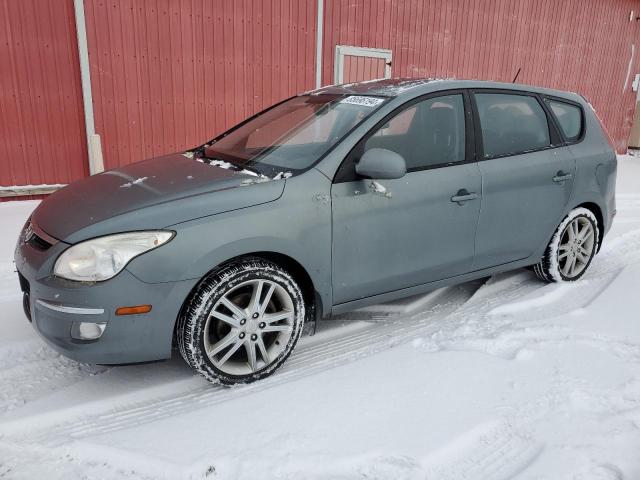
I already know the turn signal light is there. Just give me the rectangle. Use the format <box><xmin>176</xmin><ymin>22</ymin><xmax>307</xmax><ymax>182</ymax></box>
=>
<box><xmin>115</xmin><ymin>304</ymin><xmax>152</xmax><ymax>316</ymax></box>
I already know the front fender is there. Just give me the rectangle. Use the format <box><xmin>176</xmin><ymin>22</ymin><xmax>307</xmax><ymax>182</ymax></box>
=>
<box><xmin>126</xmin><ymin>170</ymin><xmax>333</xmax><ymax>316</ymax></box>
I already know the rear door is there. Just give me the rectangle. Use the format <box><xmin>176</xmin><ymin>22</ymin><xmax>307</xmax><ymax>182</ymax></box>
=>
<box><xmin>471</xmin><ymin>90</ymin><xmax>576</xmax><ymax>270</ymax></box>
<box><xmin>331</xmin><ymin>91</ymin><xmax>481</xmax><ymax>304</ymax></box>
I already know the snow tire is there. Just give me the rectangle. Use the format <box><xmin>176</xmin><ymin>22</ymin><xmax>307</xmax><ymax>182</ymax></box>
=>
<box><xmin>533</xmin><ymin>207</ymin><xmax>599</xmax><ymax>283</ymax></box>
<box><xmin>177</xmin><ymin>257</ymin><xmax>305</xmax><ymax>386</ymax></box>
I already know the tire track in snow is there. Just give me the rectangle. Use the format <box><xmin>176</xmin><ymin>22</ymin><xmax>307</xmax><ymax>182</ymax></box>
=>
<box><xmin>4</xmin><ymin>197</ymin><xmax>640</xmax><ymax>475</ymax></box>
<box><xmin>4</xmin><ymin>280</ymin><xmax>485</xmax><ymax>444</ymax></box>
<box><xmin>11</xmin><ymin>226</ymin><xmax>634</xmax><ymax>445</ymax></box>
<box><xmin>0</xmin><ymin>341</ymin><xmax>107</xmax><ymax>415</ymax></box>
<box><xmin>0</xmin><ymin>269</ymin><xmax>109</xmax><ymax>415</ymax></box>
<box><xmin>10</xmin><ymin>259</ymin><xmax>576</xmax><ymax>447</ymax></box>
<box><xmin>412</xmin><ymin>230</ymin><xmax>640</xmax><ymax>361</ymax></box>
<box><xmin>421</xmin><ymin>420</ymin><xmax>543</xmax><ymax>480</ymax></box>
<box><xmin>460</xmin><ymin>227</ymin><xmax>640</xmax><ymax>327</ymax></box>
<box><xmin>408</xmin><ymin>228</ymin><xmax>640</xmax><ymax>480</ymax></box>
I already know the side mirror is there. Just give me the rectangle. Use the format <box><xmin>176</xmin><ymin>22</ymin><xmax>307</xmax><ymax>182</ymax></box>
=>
<box><xmin>355</xmin><ymin>148</ymin><xmax>407</xmax><ymax>180</ymax></box>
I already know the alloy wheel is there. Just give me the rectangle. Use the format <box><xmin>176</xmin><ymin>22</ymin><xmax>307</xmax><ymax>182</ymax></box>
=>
<box><xmin>557</xmin><ymin>216</ymin><xmax>595</xmax><ymax>279</ymax></box>
<box><xmin>203</xmin><ymin>279</ymin><xmax>295</xmax><ymax>376</ymax></box>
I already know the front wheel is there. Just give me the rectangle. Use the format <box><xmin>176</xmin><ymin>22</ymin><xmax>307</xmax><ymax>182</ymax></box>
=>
<box><xmin>177</xmin><ymin>258</ymin><xmax>305</xmax><ymax>385</ymax></box>
<box><xmin>533</xmin><ymin>207</ymin><xmax>599</xmax><ymax>283</ymax></box>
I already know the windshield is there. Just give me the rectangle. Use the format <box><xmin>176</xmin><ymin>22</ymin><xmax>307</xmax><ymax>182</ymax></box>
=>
<box><xmin>202</xmin><ymin>94</ymin><xmax>387</xmax><ymax>176</ymax></box>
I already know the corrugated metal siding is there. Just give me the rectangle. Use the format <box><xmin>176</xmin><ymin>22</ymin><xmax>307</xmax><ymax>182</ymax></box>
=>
<box><xmin>3</xmin><ymin>0</ymin><xmax>640</xmax><ymax>190</ymax></box>
<box><xmin>343</xmin><ymin>55</ymin><xmax>386</xmax><ymax>83</ymax></box>
<box><xmin>84</xmin><ymin>0</ymin><xmax>317</xmax><ymax>170</ymax></box>
<box><xmin>322</xmin><ymin>0</ymin><xmax>640</xmax><ymax>152</ymax></box>
<box><xmin>0</xmin><ymin>0</ymin><xmax>88</xmax><ymax>187</ymax></box>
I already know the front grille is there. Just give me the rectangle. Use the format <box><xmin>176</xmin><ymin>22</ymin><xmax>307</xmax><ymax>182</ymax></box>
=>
<box><xmin>23</xmin><ymin>293</ymin><xmax>32</xmax><ymax>322</ymax></box>
<box><xmin>27</xmin><ymin>232</ymin><xmax>53</xmax><ymax>251</ymax></box>
<box><xmin>17</xmin><ymin>272</ymin><xmax>31</xmax><ymax>323</ymax></box>
<box><xmin>22</xmin><ymin>221</ymin><xmax>53</xmax><ymax>251</ymax></box>
<box><xmin>18</xmin><ymin>271</ymin><xmax>30</xmax><ymax>294</ymax></box>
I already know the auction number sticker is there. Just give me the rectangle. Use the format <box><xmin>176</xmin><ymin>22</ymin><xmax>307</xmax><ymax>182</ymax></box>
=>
<box><xmin>340</xmin><ymin>96</ymin><xmax>385</xmax><ymax>107</ymax></box>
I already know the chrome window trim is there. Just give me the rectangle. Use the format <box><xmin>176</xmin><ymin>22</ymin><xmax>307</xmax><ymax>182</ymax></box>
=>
<box><xmin>36</xmin><ymin>299</ymin><xmax>104</xmax><ymax>315</ymax></box>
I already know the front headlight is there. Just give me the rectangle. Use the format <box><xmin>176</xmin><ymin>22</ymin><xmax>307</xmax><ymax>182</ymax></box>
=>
<box><xmin>54</xmin><ymin>231</ymin><xmax>174</xmax><ymax>282</ymax></box>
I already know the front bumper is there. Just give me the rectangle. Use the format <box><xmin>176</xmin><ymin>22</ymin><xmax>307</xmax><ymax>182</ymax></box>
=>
<box><xmin>15</xmin><ymin>225</ymin><xmax>197</xmax><ymax>365</ymax></box>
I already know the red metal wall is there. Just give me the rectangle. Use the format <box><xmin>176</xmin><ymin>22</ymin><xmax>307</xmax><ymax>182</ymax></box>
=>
<box><xmin>84</xmin><ymin>0</ymin><xmax>318</xmax><ymax>170</ymax></box>
<box><xmin>3</xmin><ymin>0</ymin><xmax>640</xmax><ymax>190</ymax></box>
<box><xmin>343</xmin><ymin>55</ymin><xmax>387</xmax><ymax>84</ymax></box>
<box><xmin>323</xmin><ymin>0</ymin><xmax>640</xmax><ymax>152</ymax></box>
<box><xmin>0</xmin><ymin>0</ymin><xmax>88</xmax><ymax>187</ymax></box>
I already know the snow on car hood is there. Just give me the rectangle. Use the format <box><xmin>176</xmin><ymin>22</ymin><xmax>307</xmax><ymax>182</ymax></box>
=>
<box><xmin>32</xmin><ymin>153</ymin><xmax>285</xmax><ymax>243</ymax></box>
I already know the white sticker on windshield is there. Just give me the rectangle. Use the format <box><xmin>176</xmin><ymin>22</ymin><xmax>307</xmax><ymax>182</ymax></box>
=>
<box><xmin>339</xmin><ymin>96</ymin><xmax>384</xmax><ymax>107</ymax></box>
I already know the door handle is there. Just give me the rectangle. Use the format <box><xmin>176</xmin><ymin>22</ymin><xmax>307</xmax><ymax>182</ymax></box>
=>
<box><xmin>451</xmin><ymin>189</ymin><xmax>479</xmax><ymax>205</ymax></box>
<box><xmin>553</xmin><ymin>171</ymin><xmax>573</xmax><ymax>183</ymax></box>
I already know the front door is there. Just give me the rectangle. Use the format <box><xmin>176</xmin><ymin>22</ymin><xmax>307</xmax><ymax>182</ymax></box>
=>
<box><xmin>331</xmin><ymin>92</ymin><xmax>481</xmax><ymax>304</ymax></box>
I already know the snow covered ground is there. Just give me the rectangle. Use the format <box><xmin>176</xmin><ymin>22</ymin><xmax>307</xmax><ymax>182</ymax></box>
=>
<box><xmin>1</xmin><ymin>156</ymin><xmax>640</xmax><ymax>479</ymax></box>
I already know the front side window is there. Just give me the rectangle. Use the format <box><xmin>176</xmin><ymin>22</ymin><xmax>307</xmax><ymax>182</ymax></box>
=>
<box><xmin>475</xmin><ymin>93</ymin><xmax>551</xmax><ymax>158</ymax></box>
<box><xmin>203</xmin><ymin>94</ymin><xmax>387</xmax><ymax>176</ymax></box>
<box><xmin>546</xmin><ymin>99</ymin><xmax>583</xmax><ymax>142</ymax></box>
<box><xmin>363</xmin><ymin>94</ymin><xmax>466</xmax><ymax>170</ymax></box>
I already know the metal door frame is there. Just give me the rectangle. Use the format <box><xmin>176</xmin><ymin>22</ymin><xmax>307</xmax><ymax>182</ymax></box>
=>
<box><xmin>334</xmin><ymin>45</ymin><xmax>392</xmax><ymax>84</ymax></box>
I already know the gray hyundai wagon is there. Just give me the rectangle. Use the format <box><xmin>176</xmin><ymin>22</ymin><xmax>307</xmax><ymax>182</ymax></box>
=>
<box><xmin>15</xmin><ymin>78</ymin><xmax>617</xmax><ymax>385</ymax></box>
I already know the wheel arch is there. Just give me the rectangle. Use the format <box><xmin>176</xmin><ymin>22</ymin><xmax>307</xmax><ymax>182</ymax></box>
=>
<box><xmin>532</xmin><ymin>199</ymin><xmax>606</xmax><ymax>268</ymax></box>
<box><xmin>574</xmin><ymin>201</ymin><xmax>604</xmax><ymax>251</ymax></box>
<box><xmin>246</xmin><ymin>251</ymin><xmax>321</xmax><ymax>319</ymax></box>
<box><xmin>173</xmin><ymin>251</ymin><xmax>323</xmax><ymax>343</ymax></box>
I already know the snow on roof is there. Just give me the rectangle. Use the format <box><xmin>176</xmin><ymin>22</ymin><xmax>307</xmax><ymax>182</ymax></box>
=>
<box><xmin>306</xmin><ymin>77</ymin><xmax>583</xmax><ymax>102</ymax></box>
<box><xmin>308</xmin><ymin>77</ymin><xmax>449</xmax><ymax>96</ymax></box>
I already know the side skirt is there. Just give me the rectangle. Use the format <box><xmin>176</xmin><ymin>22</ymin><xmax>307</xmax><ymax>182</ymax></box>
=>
<box><xmin>329</xmin><ymin>256</ymin><xmax>541</xmax><ymax>316</ymax></box>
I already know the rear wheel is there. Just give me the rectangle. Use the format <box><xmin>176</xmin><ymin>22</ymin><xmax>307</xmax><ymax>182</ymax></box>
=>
<box><xmin>177</xmin><ymin>258</ymin><xmax>305</xmax><ymax>385</ymax></box>
<box><xmin>534</xmin><ymin>207</ymin><xmax>599</xmax><ymax>283</ymax></box>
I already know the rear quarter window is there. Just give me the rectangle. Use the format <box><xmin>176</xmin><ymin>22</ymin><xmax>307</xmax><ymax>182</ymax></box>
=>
<box><xmin>475</xmin><ymin>93</ymin><xmax>551</xmax><ymax>158</ymax></box>
<box><xmin>546</xmin><ymin>99</ymin><xmax>583</xmax><ymax>142</ymax></box>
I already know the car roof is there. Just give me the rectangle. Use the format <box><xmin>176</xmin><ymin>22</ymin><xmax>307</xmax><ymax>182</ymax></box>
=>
<box><xmin>307</xmin><ymin>77</ymin><xmax>582</xmax><ymax>103</ymax></box>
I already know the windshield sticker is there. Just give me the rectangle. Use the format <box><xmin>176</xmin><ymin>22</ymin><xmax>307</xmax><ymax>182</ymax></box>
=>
<box><xmin>339</xmin><ymin>96</ymin><xmax>384</xmax><ymax>107</ymax></box>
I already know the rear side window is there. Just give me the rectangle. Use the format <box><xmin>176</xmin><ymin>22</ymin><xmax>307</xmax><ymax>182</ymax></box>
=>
<box><xmin>546</xmin><ymin>99</ymin><xmax>583</xmax><ymax>142</ymax></box>
<box><xmin>475</xmin><ymin>93</ymin><xmax>551</xmax><ymax>158</ymax></box>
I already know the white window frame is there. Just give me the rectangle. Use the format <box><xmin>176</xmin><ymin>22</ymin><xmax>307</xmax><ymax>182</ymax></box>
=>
<box><xmin>334</xmin><ymin>45</ymin><xmax>392</xmax><ymax>84</ymax></box>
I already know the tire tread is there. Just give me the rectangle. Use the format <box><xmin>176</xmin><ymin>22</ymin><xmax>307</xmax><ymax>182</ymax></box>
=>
<box><xmin>533</xmin><ymin>207</ymin><xmax>599</xmax><ymax>283</ymax></box>
<box><xmin>177</xmin><ymin>257</ymin><xmax>305</xmax><ymax>385</ymax></box>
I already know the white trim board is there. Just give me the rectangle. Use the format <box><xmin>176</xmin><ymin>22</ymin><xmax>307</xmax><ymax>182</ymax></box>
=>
<box><xmin>334</xmin><ymin>45</ymin><xmax>392</xmax><ymax>84</ymax></box>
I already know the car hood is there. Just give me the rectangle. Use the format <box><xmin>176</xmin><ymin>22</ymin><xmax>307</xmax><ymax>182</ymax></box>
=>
<box><xmin>32</xmin><ymin>153</ymin><xmax>285</xmax><ymax>243</ymax></box>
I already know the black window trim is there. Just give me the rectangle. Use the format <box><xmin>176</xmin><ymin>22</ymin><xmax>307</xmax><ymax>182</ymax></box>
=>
<box><xmin>333</xmin><ymin>89</ymin><xmax>476</xmax><ymax>184</ymax></box>
<box><xmin>540</xmin><ymin>95</ymin><xmax>586</xmax><ymax>146</ymax></box>
<box><xmin>469</xmin><ymin>88</ymin><xmax>564</xmax><ymax>162</ymax></box>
